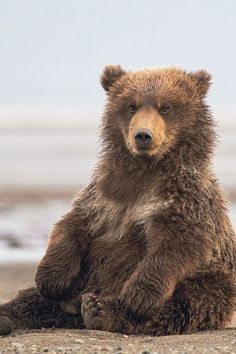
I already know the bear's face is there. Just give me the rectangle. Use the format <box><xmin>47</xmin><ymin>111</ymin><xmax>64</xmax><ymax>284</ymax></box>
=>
<box><xmin>101</xmin><ymin>65</ymin><xmax>211</xmax><ymax>160</ymax></box>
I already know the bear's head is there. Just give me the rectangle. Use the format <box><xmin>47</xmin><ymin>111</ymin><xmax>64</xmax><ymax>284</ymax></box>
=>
<box><xmin>101</xmin><ymin>65</ymin><xmax>212</xmax><ymax>161</ymax></box>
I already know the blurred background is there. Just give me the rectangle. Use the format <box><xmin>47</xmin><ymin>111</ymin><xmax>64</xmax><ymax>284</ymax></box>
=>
<box><xmin>0</xmin><ymin>0</ymin><xmax>236</xmax><ymax>263</ymax></box>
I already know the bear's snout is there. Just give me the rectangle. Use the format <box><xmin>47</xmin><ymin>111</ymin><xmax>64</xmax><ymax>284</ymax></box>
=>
<box><xmin>127</xmin><ymin>109</ymin><xmax>166</xmax><ymax>156</ymax></box>
<box><xmin>134</xmin><ymin>129</ymin><xmax>153</xmax><ymax>149</ymax></box>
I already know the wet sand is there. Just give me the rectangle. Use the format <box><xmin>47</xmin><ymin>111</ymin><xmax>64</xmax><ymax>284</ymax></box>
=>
<box><xmin>0</xmin><ymin>263</ymin><xmax>236</xmax><ymax>354</ymax></box>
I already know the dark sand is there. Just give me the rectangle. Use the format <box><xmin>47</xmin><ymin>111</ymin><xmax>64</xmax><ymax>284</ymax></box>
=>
<box><xmin>0</xmin><ymin>264</ymin><xmax>236</xmax><ymax>354</ymax></box>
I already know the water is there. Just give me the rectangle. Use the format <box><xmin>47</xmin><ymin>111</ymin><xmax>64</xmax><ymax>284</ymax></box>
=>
<box><xmin>0</xmin><ymin>199</ymin><xmax>70</xmax><ymax>263</ymax></box>
<box><xmin>0</xmin><ymin>130</ymin><xmax>98</xmax><ymax>187</ymax></box>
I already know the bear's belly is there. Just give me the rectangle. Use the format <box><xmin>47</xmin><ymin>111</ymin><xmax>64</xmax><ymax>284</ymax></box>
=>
<box><xmin>83</xmin><ymin>233</ymin><xmax>146</xmax><ymax>296</ymax></box>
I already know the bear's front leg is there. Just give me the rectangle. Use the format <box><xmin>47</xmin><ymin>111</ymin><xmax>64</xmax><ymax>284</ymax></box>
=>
<box><xmin>35</xmin><ymin>181</ymin><xmax>98</xmax><ymax>299</ymax></box>
<box><xmin>35</xmin><ymin>206</ymin><xmax>90</xmax><ymax>300</ymax></box>
<box><xmin>119</xmin><ymin>220</ymin><xmax>211</xmax><ymax>320</ymax></box>
<box><xmin>36</xmin><ymin>232</ymin><xmax>80</xmax><ymax>299</ymax></box>
<box><xmin>119</xmin><ymin>258</ymin><xmax>167</xmax><ymax>320</ymax></box>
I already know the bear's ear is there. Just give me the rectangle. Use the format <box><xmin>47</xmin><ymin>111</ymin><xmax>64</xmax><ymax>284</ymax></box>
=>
<box><xmin>100</xmin><ymin>65</ymin><xmax>126</xmax><ymax>92</ymax></box>
<box><xmin>188</xmin><ymin>70</ymin><xmax>212</xmax><ymax>98</ymax></box>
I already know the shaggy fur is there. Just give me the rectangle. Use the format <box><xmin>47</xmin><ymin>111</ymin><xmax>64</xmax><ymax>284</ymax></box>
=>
<box><xmin>1</xmin><ymin>65</ymin><xmax>236</xmax><ymax>336</ymax></box>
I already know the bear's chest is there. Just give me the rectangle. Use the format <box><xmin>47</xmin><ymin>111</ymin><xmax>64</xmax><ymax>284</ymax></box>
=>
<box><xmin>88</xmin><ymin>191</ymin><xmax>171</xmax><ymax>241</ymax></box>
<box><xmin>85</xmin><ymin>228</ymin><xmax>146</xmax><ymax>295</ymax></box>
<box><xmin>83</xmin><ymin>193</ymin><xmax>172</xmax><ymax>295</ymax></box>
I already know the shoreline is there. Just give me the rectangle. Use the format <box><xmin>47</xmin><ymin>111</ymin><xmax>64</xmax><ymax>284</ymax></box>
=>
<box><xmin>1</xmin><ymin>184</ymin><xmax>236</xmax><ymax>203</ymax></box>
<box><xmin>0</xmin><ymin>186</ymin><xmax>79</xmax><ymax>204</ymax></box>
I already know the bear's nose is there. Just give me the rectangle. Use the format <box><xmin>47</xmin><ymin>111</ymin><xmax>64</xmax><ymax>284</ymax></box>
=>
<box><xmin>134</xmin><ymin>129</ymin><xmax>153</xmax><ymax>149</ymax></box>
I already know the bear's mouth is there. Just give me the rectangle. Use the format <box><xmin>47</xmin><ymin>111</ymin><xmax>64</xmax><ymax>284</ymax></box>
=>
<box><xmin>133</xmin><ymin>145</ymin><xmax>159</xmax><ymax>157</ymax></box>
<box><xmin>136</xmin><ymin>146</ymin><xmax>154</xmax><ymax>153</ymax></box>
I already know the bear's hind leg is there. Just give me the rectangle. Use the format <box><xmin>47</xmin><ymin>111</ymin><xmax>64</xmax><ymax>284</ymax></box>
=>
<box><xmin>140</xmin><ymin>271</ymin><xmax>236</xmax><ymax>336</ymax></box>
<box><xmin>0</xmin><ymin>287</ymin><xmax>83</xmax><ymax>335</ymax></box>
<box><xmin>78</xmin><ymin>271</ymin><xmax>236</xmax><ymax>336</ymax></box>
<box><xmin>81</xmin><ymin>293</ymin><xmax>134</xmax><ymax>333</ymax></box>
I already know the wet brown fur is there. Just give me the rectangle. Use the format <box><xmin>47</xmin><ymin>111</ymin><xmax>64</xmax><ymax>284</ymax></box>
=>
<box><xmin>1</xmin><ymin>65</ymin><xmax>236</xmax><ymax>336</ymax></box>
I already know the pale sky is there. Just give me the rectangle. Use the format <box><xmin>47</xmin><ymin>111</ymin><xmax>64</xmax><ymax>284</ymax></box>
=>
<box><xmin>0</xmin><ymin>0</ymin><xmax>236</xmax><ymax>113</ymax></box>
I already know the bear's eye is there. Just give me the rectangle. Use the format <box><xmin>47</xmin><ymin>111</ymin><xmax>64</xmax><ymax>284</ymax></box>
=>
<box><xmin>160</xmin><ymin>104</ymin><xmax>170</xmax><ymax>114</ymax></box>
<box><xmin>128</xmin><ymin>103</ymin><xmax>137</xmax><ymax>114</ymax></box>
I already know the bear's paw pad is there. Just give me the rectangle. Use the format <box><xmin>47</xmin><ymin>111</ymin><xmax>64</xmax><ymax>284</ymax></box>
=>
<box><xmin>0</xmin><ymin>315</ymin><xmax>15</xmax><ymax>335</ymax></box>
<box><xmin>81</xmin><ymin>293</ymin><xmax>107</xmax><ymax>330</ymax></box>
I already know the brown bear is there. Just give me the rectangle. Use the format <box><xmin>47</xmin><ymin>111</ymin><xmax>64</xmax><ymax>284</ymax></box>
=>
<box><xmin>0</xmin><ymin>65</ymin><xmax>236</xmax><ymax>336</ymax></box>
